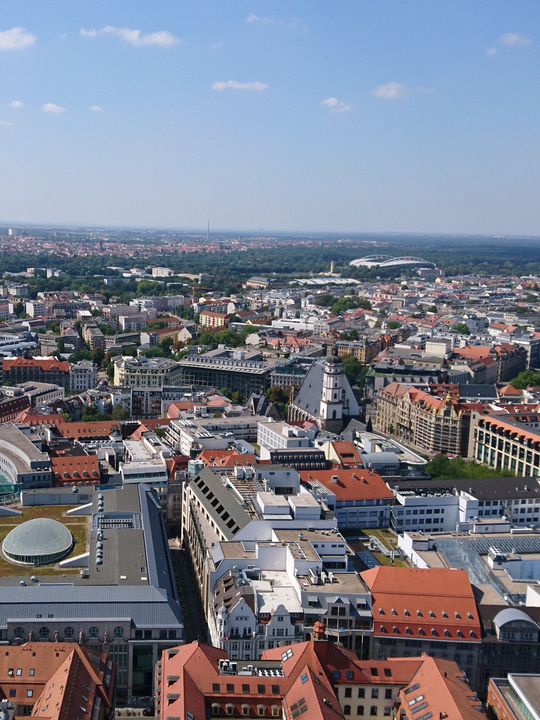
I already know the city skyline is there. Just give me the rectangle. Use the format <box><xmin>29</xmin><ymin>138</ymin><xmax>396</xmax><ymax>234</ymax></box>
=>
<box><xmin>1</xmin><ymin>0</ymin><xmax>539</xmax><ymax>235</ymax></box>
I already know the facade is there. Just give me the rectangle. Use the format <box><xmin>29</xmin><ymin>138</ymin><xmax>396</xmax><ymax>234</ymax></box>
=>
<box><xmin>0</xmin><ymin>388</ymin><xmax>30</xmax><ymax>422</ymax></box>
<box><xmin>361</xmin><ymin>566</ymin><xmax>482</xmax><ymax>690</ymax></box>
<box><xmin>469</xmin><ymin>410</ymin><xmax>540</xmax><ymax>476</ymax></box>
<box><xmin>208</xmin><ymin>532</ymin><xmax>370</xmax><ymax>657</ymax></box>
<box><xmin>257</xmin><ymin>420</ymin><xmax>312</xmax><ymax>459</ymax></box>
<box><xmin>200</xmin><ymin>310</ymin><xmax>229</xmax><ymax>328</ymax></box>
<box><xmin>113</xmin><ymin>356</ymin><xmax>183</xmax><ymax>390</ymax></box>
<box><xmin>177</xmin><ymin>348</ymin><xmax>273</xmax><ymax>396</ymax></box>
<box><xmin>83</xmin><ymin>322</ymin><xmax>106</xmax><ymax>351</ymax></box>
<box><xmin>301</xmin><ymin>468</ymin><xmax>395</xmax><ymax>530</ymax></box>
<box><xmin>2</xmin><ymin>357</ymin><xmax>71</xmax><ymax>391</ymax></box>
<box><xmin>374</xmin><ymin>382</ymin><xmax>469</xmax><ymax>456</ymax></box>
<box><xmin>335</xmin><ymin>338</ymin><xmax>382</xmax><ymax>364</ymax></box>
<box><xmin>0</xmin><ymin>423</ymin><xmax>52</xmax><ymax>491</ymax></box>
<box><xmin>70</xmin><ymin>359</ymin><xmax>98</xmax><ymax>392</ymax></box>
<box><xmin>156</xmin><ymin>640</ymin><xmax>482</xmax><ymax>720</ymax></box>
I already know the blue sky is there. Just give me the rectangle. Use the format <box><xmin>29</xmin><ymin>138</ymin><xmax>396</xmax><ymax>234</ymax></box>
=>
<box><xmin>0</xmin><ymin>1</ymin><xmax>539</xmax><ymax>235</ymax></box>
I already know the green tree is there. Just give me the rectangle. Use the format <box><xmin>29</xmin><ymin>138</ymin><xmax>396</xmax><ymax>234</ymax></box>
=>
<box><xmin>112</xmin><ymin>404</ymin><xmax>129</xmax><ymax>420</ymax></box>
<box><xmin>426</xmin><ymin>455</ymin><xmax>509</xmax><ymax>479</ymax></box>
<box><xmin>452</xmin><ymin>322</ymin><xmax>470</xmax><ymax>335</ymax></box>
<box><xmin>511</xmin><ymin>369</ymin><xmax>540</xmax><ymax>389</ymax></box>
<box><xmin>92</xmin><ymin>348</ymin><xmax>105</xmax><ymax>367</ymax></box>
<box><xmin>387</xmin><ymin>320</ymin><xmax>402</xmax><ymax>330</ymax></box>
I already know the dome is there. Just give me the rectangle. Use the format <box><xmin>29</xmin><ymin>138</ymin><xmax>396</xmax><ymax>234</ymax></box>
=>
<box><xmin>2</xmin><ymin>518</ymin><xmax>73</xmax><ymax>566</ymax></box>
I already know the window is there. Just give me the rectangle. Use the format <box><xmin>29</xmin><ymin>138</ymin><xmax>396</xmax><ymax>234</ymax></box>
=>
<box><xmin>371</xmin><ymin>707</ymin><xmax>377</xmax><ymax>716</ymax></box>
<box><xmin>9</xmin><ymin>690</ymin><xmax>15</xmax><ymax>698</ymax></box>
<box><xmin>39</xmin><ymin>627</ymin><xmax>50</xmax><ymax>639</ymax></box>
<box><xmin>344</xmin><ymin>706</ymin><xmax>351</xmax><ymax>716</ymax></box>
<box><xmin>272</xmin><ymin>706</ymin><xmax>280</xmax><ymax>717</ymax></box>
<box><xmin>16</xmin><ymin>668</ymin><xmax>22</xmax><ymax>676</ymax></box>
<box><xmin>242</xmin><ymin>706</ymin><xmax>250</xmax><ymax>717</ymax></box>
<box><xmin>345</xmin><ymin>688</ymin><xmax>352</xmax><ymax>698</ymax></box>
<box><xmin>211</xmin><ymin>705</ymin><xmax>220</xmax><ymax>717</ymax></box>
<box><xmin>212</xmin><ymin>684</ymin><xmax>220</xmax><ymax>693</ymax></box>
<box><xmin>258</xmin><ymin>706</ymin><xmax>265</xmax><ymax>716</ymax></box>
<box><xmin>358</xmin><ymin>689</ymin><xmax>365</xmax><ymax>698</ymax></box>
<box><xmin>27</xmin><ymin>690</ymin><xmax>33</xmax><ymax>698</ymax></box>
<box><xmin>385</xmin><ymin>689</ymin><xmax>392</xmax><ymax>699</ymax></box>
<box><xmin>243</xmin><ymin>684</ymin><xmax>250</xmax><ymax>693</ymax></box>
<box><xmin>371</xmin><ymin>689</ymin><xmax>379</xmax><ymax>699</ymax></box>
<box><xmin>29</xmin><ymin>669</ymin><xmax>35</xmax><ymax>677</ymax></box>
<box><xmin>88</xmin><ymin>626</ymin><xmax>99</xmax><ymax>638</ymax></box>
<box><xmin>226</xmin><ymin>705</ymin><xmax>234</xmax><ymax>716</ymax></box>
<box><xmin>227</xmin><ymin>684</ymin><xmax>234</xmax><ymax>693</ymax></box>
<box><xmin>272</xmin><ymin>685</ymin><xmax>279</xmax><ymax>695</ymax></box>
<box><xmin>114</xmin><ymin>626</ymin><xmax>124</xmax><ymax>637</ymax></box>
<box><xmin>13</xmin><ymin>627</ymin><xmax>24</xmax><ymax>638</ymax></box>
<box><xmin>358</xmin><ymin>706</ymin><xmax>365</xmax><ymax>716</ymax></box>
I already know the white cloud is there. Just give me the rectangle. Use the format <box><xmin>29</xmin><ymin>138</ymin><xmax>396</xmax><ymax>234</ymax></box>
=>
<box><xmin>486</xmin><ymin>47</ymin><xmax>498</xmax><ymax>56</ymax></box>
<box><xmin>89</xmin><ymin>105</ymin><xmax>103</xmax><ymax>112</ymax></box>
<box><xmin>0</xmin><ymin>120</ymin><xmax>14</xmax><ymax>127</ymax></box>
<box><xmin>212</xmin><ymin>80</ymin><xmax>268</xmax><ymax>92</ymax></box>
<box><xmin>321</xmin><ymin>96</ymin><xmax>351</xmax><ymax>113</ymax></box>
<box><xmin>80</xmin><ymin>25</ymin><xmax>179</xmax><ymax>48</ymax></box>
<box><xmin>42</xmin><ymin>102</ymin><xmax>66</xmax><ymax>115</ymax></box>
<box><xmin>0</xmin><ymin>27</ymin><xmax>37</xmax><ymax>51</ymax></box>
<box><xmin>372</xmin><ymin>82</ymin><xmax>409</xmax><ymax>100</ymax></box>
<box><xmin>500</xmin><ymin>32</ymin><xmax>532</xmax><ymax>47</ymax></box>
<box><xmin>246</xmin><ymin>13</ymin><xmax>304</xmax><ymax>31</ymax></box>
<box><xmin>9</xmin><ymin>100</ymin><xmax>24</xmax><ymax>109</ymax></box>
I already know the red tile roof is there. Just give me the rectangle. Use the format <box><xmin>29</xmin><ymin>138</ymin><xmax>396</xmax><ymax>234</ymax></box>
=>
<box><xmin>3</xmin><ymin>357</ymin><xmax>70</xmax><ymax>372</ymax></box>
<box><xmin>51</xmin><ymin>454</ymin><xmax>101</xmax><ymax>485</ymax></box>
<box><xmin>398</xmin><ymin>656</ymin><xmax>484</xmax><ymax>720</ymax></box>
<box><xmin>361</xmin><ymin>567</ymin><xmax>481</xmax><ymax>642</ymax></box>
<box><xmin>301</xmin><ymin>469</ymin><xmax>394</xmax><ymax>502</ymax></box>
<box><xmin>199</xmin><ymin>449</ymin><xmax>258</xmax><ymax>468</ymax></box>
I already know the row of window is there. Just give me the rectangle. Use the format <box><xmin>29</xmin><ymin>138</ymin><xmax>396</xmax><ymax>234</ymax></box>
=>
<box><xmin>343</xmin><ymin>705</ymin><xmax>391</xmax><ymax>716</ymax></box>
<box><xmin>13</xmin><ymin>626</ymin><xmax>124</xmax><ymax>639</ymax></box>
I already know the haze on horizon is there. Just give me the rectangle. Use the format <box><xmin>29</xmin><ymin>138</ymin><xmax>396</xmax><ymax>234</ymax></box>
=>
<box><xmin>0</xmin><ymin>0</ymin><xmax>539</xmax><ymax>237</ymax></box>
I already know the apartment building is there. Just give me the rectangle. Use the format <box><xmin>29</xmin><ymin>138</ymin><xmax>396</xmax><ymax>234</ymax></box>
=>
<box><xmin>2</xmin><ymin>357</ymin><xmax>71</xmax><ymax>391</ymax></box>
<box><xmin>300</xmin><ymin>468</ymin><xmax>395</xmax><ymax>530</ymax></box>
<box><xmin>362</xmin><ymin>567</ymin><xmax>482</xmax><ymax>689</ymax></box>
<box><xmin>156</xmin><ymin>640</ymin><xmax>482</xmax><ymax>720</ymax></box>
<box><xmin>113</xmin><ymin>356</ymin><xmax>183</xmax><ymax>390</ymax></box>
<box><xmin>208</xmin><ymin>531</ymin><xmax>370</xmax><ymax>657</ymax></box>
<box><xmin>469</xmin><ymin>410</ymin><xmax>540</xmax><ymax>476</ymax></box>
<box><xmin>374</xmin><ymin>382</ymin><xmax>470</xmax><ymax>456</ymax></box>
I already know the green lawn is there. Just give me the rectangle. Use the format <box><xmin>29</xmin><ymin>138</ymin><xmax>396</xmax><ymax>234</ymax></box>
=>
<box><xmin>0</xmin><ymin>505</ymin><xmax>89</xmax><ymax>577</ymax></box>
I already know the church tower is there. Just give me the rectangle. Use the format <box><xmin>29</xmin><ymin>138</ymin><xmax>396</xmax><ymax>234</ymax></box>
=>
<box><xmin>319</xmin><ymin>348</ymin><xmax>345</xmax><ymax>432</ymax></box>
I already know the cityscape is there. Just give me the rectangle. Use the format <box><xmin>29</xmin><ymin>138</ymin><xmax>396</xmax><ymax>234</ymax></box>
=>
<box><xmin>1</xmin><ymin>2</ymin><xmax>540</xmax><ymax>720</ymax></box>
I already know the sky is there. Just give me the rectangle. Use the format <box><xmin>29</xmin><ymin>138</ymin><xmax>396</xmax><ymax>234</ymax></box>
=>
<box><xmin>0</xmin><ymin>1</ymin><xmax>539</xmax><ymax>236</ymax></box>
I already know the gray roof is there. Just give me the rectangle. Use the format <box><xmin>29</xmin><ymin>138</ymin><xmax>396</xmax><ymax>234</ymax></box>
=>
<box><xmin>0</xmin><ymin>586</ymin><xmax>181</xmax><ymax>628</ymax></box>
<box><xmin>292</xmin><ymin>360</ymin><xmax>324</xmax><ymax>419</ymax></box>
<box><xmin>458</xmin><ymin>383</ymin><xmax>498</xmax><ymax>399</ymax></box>
<box><xmin>493</xmin><ymin>608</ymin><xmax>539</xmax><ymax>628</ymax></box>
<box><xmin>3</xmin><ymin>518</ymin><xmax>73</xmax><ymax>560</ymax></box>
<box><xmin>0</xmin><ymin>484</ymin><xmax>183</xmax><ymax>631</ymax></box>
<box><xmin>190</xmin><ymin>468</ymin><xmax>250</xmax><ymax>539</ymax></box>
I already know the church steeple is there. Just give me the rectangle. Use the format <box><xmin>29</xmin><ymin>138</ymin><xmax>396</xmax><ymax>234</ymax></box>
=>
<box><xmin>319</xmin><ymin>347</ymin><xmax>345</xmax><ymax>431</ymax></box>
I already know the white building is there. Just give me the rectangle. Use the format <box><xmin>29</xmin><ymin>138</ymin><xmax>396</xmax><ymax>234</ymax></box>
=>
<box><xmin>257</xmin><ymin>421</ymin><xmax>312</xmax><ymax>460</ymax></box>
<box><xmin>70</xmin><ymin>360</ymin><xmax>98</xmax><ymax>393</ymax></box>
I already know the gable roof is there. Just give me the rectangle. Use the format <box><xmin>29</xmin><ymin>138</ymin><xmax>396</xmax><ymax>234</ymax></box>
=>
<box><xmin>361</xmin><ymin>567</ymin><xmax>481</xmax><ymax>643</ymax></box>
<box><xmin>301</xmin><ymin>469</ymin><xmax>394</xmax><ymax>502</ymax></box>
